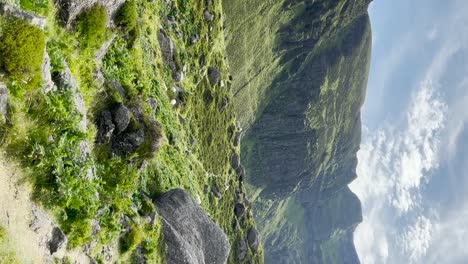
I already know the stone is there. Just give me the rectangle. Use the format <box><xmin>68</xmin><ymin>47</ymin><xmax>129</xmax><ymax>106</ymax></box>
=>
<box><xmin>231</xmin><ymin>152</ymin><xmax>240</xmax><ymax>170</ymax></box>
<box><xmin>95</xmin><ymin>34</ymin><xmax>116</xmax><ymax>61</ymax></box>
<box><xmin>0</xmin><ymin>3</ymin><xmax>46</xmax><ymax>29</ymax></box>
<box><xmin>247</xmin><ymin>227</ymin><xmax>260</xmax><ymax>252</ymax></box>
<box><xmin>48</xmin><ymin>227</ymin><xmax>67</xmax><ymax>255</ymax></box>
<box><xmin>236</xmin><ymin>239</ymin><xmax>247</xmax><ymax>261</ymax></box>
<box><xmin>157</xmin><ymin>31</ymin><xmax>182</xmax><ymax>82</ymax></box>
<box><xmin>55</xmin><ymin>0</ymin><xmax>126</xmax><ymax>27</ymax></box>
<box><xmin>108</xmin><ymin>79</ymin><xmax>126</xmax><ymax>99</ymax></box>
<box><xmin>42</xmin><ymin>50</ymin><xmax>56</xmax><ymax>93</ymax></box>
<box><xmin>0</xmin><ymin>83</ymin><xmax>7</xmax><ymax>121</ymax></box>
<box><xmin>233</xmin><ymin>131</ymin><xmax>242</xmax><ymax>147</ymax></box>
<box><xmin>155</xmin><ymin>189</ymin><xmax>231</xmax><ymax>264</ymax></box>
<box><xmin>207</xmin><ymin>67</ymin><xmax>221</xmax><ymax>86</ymax></box>
<box><xmin>147</xmin><ymin>97</ymin><xmax>158</xmax><ymax>113</ymax></box>
<box><xmin>111</xmin><ymin>103</ymin><xmax>131</xmax><ymax>134</ymax></box>
<box><xmin>111</xmin><ymin>129</ymin><xmax>145</xmax><ymax>155</ymax></box>
<box><xmin>203</xmin><ymin>10</ymin><xmax>213</xmax><ymax>22</ymax></box>
<box><xmin>211</xmin><ymin>182</ymin><xmax>222</xmax><ymax>199</ymax></box>
<box><xmin>219</xmin><ymin>96</ymin><xmax>228</xmax><ymax>111</ymax></box>
<box><xmin>237</xmin><ymin>165</ymin><xmax>246</xmax><ymax>183</ymax></box>
<box><xmin>97</xmin><ymin>110</ymin><xmax>115</xmax><ymax>144</ymax></box>
<box><xmin>234</xmin><ymin>203</ymin><xmax>245</xmax><ymax>218</ymax></box>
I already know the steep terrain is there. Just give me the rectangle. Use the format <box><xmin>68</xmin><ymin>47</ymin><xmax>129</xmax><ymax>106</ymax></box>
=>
<box><xmin>0</xmin><ymin>0</ymin><xmax>262</xmax><ymax>263</ymax></box>
<box><xmin>223</xmin><ymin>0</ymin><xmax>372</xmax><ymax>263</ymax></box>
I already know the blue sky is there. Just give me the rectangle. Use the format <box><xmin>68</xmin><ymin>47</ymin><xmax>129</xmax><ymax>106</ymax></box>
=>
<box><xmin>350</xmin><ymin>0</ymin><xmax>468</xmax><ymax>263</ymax></box>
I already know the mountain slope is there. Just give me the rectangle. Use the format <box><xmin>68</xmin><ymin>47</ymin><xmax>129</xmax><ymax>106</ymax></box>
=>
<box><xmin>224</xmin><ymin>0</ymin><xmax>372</xmax><ymax>263</ymax></box>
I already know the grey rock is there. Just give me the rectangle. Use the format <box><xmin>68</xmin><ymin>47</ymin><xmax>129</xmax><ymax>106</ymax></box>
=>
<box><xmin>53</xmin><ymin>63</ymin><xmax>87</xmax><ymax>132</ymax></box>
<box><xmin>155</xmin><ymin>189</ymin><xmax>231</xmax><ymax>264</ymax></box>
<box><xmin>211</xmin><ymin>182</ymin><xmax>222</xmax><ymax>199</ymax></box>
<box><xmin>203</xmin><ymin>10</ymin><xmax>213</xmax><ymax>22</ymax></box>
<box><xmin>208</xmin><ymin>67</ymin><xmax>221</xmax><ymax>86</ymax></box>
<box><xmin>0</xmin><ymin>3</ymin><xmax>46</xmax><ymax>29</ymax></box>
<box><xmin>111</xmin><ymin>128</ymin><xmax>145</xmax><ymax>155</ymax></box>
<box><xmin>55</xmin><ymin>0</ymin><xmax>125</xmax><ymax>27</ymax></box>
<box><xmin>231</xmin><ymin>152</ymin><xmax>240</xmax><ymax>170</ymax></box>
<box><xmin>237</xmin><ymin>165</ymin><xmax>246</xmax><ymax>183</ymax></box>
<box><xmin>234</xmin><ymin>203</ymin><xmax>245</xmax><ymax>218</ymax></box>
<box><xmin>111</xmin><ymin>103</ymin><xmax>131</xmax><ymax>134</ymax></box>
<box><xmin>48</xmin><ymin>227</ymin><xmax>67</xmax><ymax>255</ymax></box>
<box><xmin>147</xmin><ymin>97</ymin><xmax>158</xmax><ymax>113</ymax></box>
<box><xmin>219</xmin><ymin>96</ymin><xmax>228</xmax><ymax>111</ymax></box>
<box><xmin>233</xmin><ymin>131</ymin><xmax>242</xmax><ymax>147</ymax></box>
<box><xmin>157</xmin><ymin>31</ymin><xmax>182</xmax><ymax>82</ymax></box>
<box><xmin>97</xmin><ymin>110</ymin><xmax>115</xmax><ymax>144</ymax></box>
<box><xmin>247</xmin><ymin>227</ymin><xmax>260</xmax><ymax>252</ymax></box>
<box><xmin>108</xmin><ymin>79</ymin><xmax>126</xmax><ymax>99</ymax></box>
<box><xmin>93</xmin><ymin>68</ymin><xmax>105</xmax><ymax>87</ymax></box>
<box><xmin>42</xmin><ymin>50</ymin><xmax>56</xmax><ymax>93</ymax></box>
<box><xmin>132</xmin><ymin>245</ymin><xmax>146</xmax><ymax>264</ymax></box>
<box><xmin>236</xmin><ymin>239</ymin><xmax>247</xmax><ymax>261</ymax></box>
<box><xmin>0</xmin><ymin>83</ymin><xmax>7</xmax><ymax>122</ymax></box>
<box><xmin>95</xmin><ymin>33</ymin><xmax>116</xmax><ymax>61</ymax></box>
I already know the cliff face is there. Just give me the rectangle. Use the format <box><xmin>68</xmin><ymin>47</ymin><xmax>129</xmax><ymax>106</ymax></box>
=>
<box><xmin>224</xmin><ymin>0</ymin><xmax>372</xmax><ymax>263</ymax></box>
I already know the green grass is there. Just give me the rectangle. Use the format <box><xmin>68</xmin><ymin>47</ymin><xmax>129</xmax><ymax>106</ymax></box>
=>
<box><xmin>0</xmin><ymin>226</ymin><xmax>19</xmax><ymax>264</ymax></box>
<box><xmin>19</xmin><ymin>0</ymin><xmax>49</xmax><ymax>15</ymax></box>
<box><xmin>74</xmin><ymin>4</ymin><xmax>107</xmax><ymax>51</ymax></box>
<box><xmin>0</xmin><ymin>18</ymin><xmax>45</xmax><ymax>92</ymax></box>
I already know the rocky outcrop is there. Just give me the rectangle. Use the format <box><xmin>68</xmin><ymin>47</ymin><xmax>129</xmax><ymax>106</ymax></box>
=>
<box><xmin>155</xmin><ymin>189</ymin><xmax>231</xmax><ymax>264</ymax></box>
<box><xmin>55</xmin><ymin>0</ymin><xmax>125</xmax><ymax>26</ymax></box>
<box><xmin>157</xmin><ymin>30</ymin><xmax>182</xmax><ymax>82</ymax></box>
<box><xmin>0</xmin><ymin>3</ymin><xmax>46</xmax><ymax>29</ymax></box>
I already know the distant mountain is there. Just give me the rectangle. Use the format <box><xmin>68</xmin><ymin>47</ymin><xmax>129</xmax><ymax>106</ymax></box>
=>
<box><xmin>224</xmin><ymin>0</ymin><xmax>372</xmax><ymax>263</ymax></box>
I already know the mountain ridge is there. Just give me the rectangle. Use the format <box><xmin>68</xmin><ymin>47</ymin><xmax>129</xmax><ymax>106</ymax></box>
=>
<box><xmin>224</xmin><ymin>0</ymin><xmax>372</xmax><ymax>263</ymax></box>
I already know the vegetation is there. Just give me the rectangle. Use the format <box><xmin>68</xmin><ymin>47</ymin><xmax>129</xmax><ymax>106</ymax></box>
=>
<box><xmin>0</xmin><ymin>0</ymin><xmax>263</xmax><ymax>263</ymax></box>
<box><xmin>74</xmin><ymin>4</ymin><xmax>107</xmax><ymax>50</ymax></box>
<box><xmin>0</xmin><ymin>18</ymin><xmax>45</xmax><ymax>90</ymax></box>
<box><xmin>19</xmin><ymin>0</ymin><xmax>49</xmax><ymax>15</ymax></box>
<box><xmin>0</xmin><ymin>226</ymin><xmax>19</xmax><ymax>264</ymax></box>
<box><xmin>120</xmin><ymin>226</ymin><xmax>144</xmax><ymax>253</ymax></box>
<box><xmin>115</xmin><ymin>1</ymin><xmax>137</xmax><ymax>31</ymax></box>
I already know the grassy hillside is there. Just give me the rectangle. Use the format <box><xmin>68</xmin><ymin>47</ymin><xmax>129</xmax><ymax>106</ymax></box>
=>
<box><xmin>0</xmin><ymin>0</ymin><xmax>263</xmax><ymax>263</ymax></box>
<box><xmin>224</xmin><ymin>0</ymin><xmax>372</xmax><ymax>263</ymax></box>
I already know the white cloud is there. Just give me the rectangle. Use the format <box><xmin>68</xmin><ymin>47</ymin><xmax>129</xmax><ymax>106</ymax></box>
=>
<box><xmin>401</xmin><ymin>216</ymin><xmax>434</xmax><ymax>263</ymax></box>
<box><xmin>350</xmin><ymin>80</ymin><xmax>446</xmax><ymax>263</ymax></box>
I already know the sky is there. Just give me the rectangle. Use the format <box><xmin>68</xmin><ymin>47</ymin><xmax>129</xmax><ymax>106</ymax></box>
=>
<box><xmin>350</xmin><ymin>0</ymin><xmax>468</xmax><ymax>263</ymax></box>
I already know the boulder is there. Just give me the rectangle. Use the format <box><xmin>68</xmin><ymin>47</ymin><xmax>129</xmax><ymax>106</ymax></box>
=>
<box><xmin>111</xmin><ymin>128</ymin><xmax>144</xmax><ymax>155</ymax></box>
<box><xmin>247</xmin><ymin>227</ymin><xmax>260</xmax><ymax>252</ymax></box>
<box><xmin>234</xmin><ymin>203</ymin><xmax>245</xmax><ymax>218</ymax></box>
<box><xmin>207</xmin><ymin>67</ymin><xmax>221</xmax><ymax>86</ymax></box>
<box><xmin>111</xmin><ymin>103</ymin><xmax>131</xmax><ymax>134</ymax></box>
<box><xmin>0</xmin><ymin>3</ymin><xmax>46</xmax><ymax>29</ymax></box>
<box><xmin>97</xmin><ymin>110</ymin><xmax>115</xmax><ymax>144</ymax></box>
<box><xmin>48</xmin><ymin>227</ymin><xmax>67</xmax><ymax>255</ymax></box>
<box><xmin>236</xmin><ymin>239</ymin><xmax>247</xmax><ymax>261</ymax></box>
<box><xmin>155</xmin><ymin>189</ymin><xmax>231</xmax><ymax>264</ymax></box>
